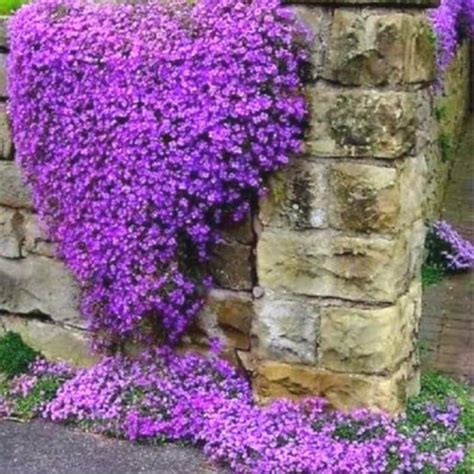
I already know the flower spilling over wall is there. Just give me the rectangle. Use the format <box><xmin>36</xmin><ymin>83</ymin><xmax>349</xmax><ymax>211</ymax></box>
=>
<box><xmin>430</xmin><ymin>0</ymin><xmax>474</xmax><ymax>72</ymax></box>
<box><xmin>0</xmin><ymin>351</ymin><xmax>468</xmax><ymax>473</ymax></box>
<box><xmin>426</xmin><ymin>221</ymin><xmax>474</xmax><ymax>271</ymax></box>
<box><xmin>7</xmin><ymin>0</ymin><xmax>308</xmax><ymax>348</ymax></box>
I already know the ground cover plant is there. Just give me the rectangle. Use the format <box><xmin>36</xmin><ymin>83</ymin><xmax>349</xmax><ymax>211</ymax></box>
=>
<box><xmin>422</xmin><ymin>221</ymin><xmax>474</xmax><ymax>286</ymax></box>
<box><xmin>8</xmin><ymin>0</ymin><xmax>308</xmax><ymax>350</ymax></box>
<box><xmin>0</xmin><ymin>346</ymin><xmax>472</xmax><ymax>473</ymax></box>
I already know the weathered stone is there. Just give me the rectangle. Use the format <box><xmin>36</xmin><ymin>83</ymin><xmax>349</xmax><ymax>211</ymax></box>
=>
<box><xmin>253</xmin><ymin>359</ymin><xmax>416</xmax><ymax>414</ymax></box>
<box><xmin>0</xmin><ymin>316</ymin><xmax>96</xmax><ymax>367</ymax></box>
<box><xmin>191</xmin><ymin>289</ymin><xmax>254</xmax><ymax>351</ymax></box>
<box><xmin>0</xmin><ymin>161</ymin><xmax>33</xmax><ymax>209</ymax></box>
<box><xmin>257</xmin><ymin>228</ymin><xmax>414</xmax><ymax>303</ymax></box>
<box><xmin>320</xmin><ymin>282</ymin><xmax>421</xmax><ymax>374</ymax></box>
<box><xmin>219</xmin><ymin>212</ymin><xmax>254</xmax><ymax>245</ymax></box>
<box><xmin>398</xmin><ymin>154</ymin><xmax>426</xmax><ymax>227</ymax></box>
<box><xmin>0</xmin><ymin>206</ymin><xmax>24</xmax><ymax>258</ymax></box>
<box><xmin>0</xmin><ymin>102</ymin><xmax>13</xmax><ymax>160</ymax></box>
<box><xmin>22</xmin><ymin>211</ymin><xmax>56</xmax><ymax>257</ymax></box>
<box><xmin>210</xmin><ymin>240</ymin><xmax>253</xmax><ymax>291</ymax></box>
<box><xmin>324</xmin><ymin>11</ymin><xmax>436</xmax><ymax>86</ymax></box>
<box><xmin>260</xmin><ymin>160</ymin><xmax>328</xmax><ymax>229</ymax></box>
<box><xmin>0</xmin><ymin>16</ymin><xmax>7</xmax><ymax>50</ymax></box>
<box><xmin>307</xmin><ymin>84</ymin><xmax>416</xmax><ymax>159</ymax></box>
<box><xmin>0</xmin><ymin>254</ymin><xmax>81</xmax><ymax>325</ymax></box>
<box><xmin>0</xmin><ymin>53</ymin><xmax>6</xmax><ymax>98</ymax></box>
<box><xmin>252</xmin><ymin>291</ymin><xmax>319</xmax><ymax>364</ymax></box>
<box><xmin>329</xmin><ymin>163</ymin><xmax>399</xmax><ymax>233</ymax></box>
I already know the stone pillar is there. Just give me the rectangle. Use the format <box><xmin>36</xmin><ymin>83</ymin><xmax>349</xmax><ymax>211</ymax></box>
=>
<box><xmin>248</xmin><ymin>0</ymin><xmax>438</xmax><ymax>413</ymax></box>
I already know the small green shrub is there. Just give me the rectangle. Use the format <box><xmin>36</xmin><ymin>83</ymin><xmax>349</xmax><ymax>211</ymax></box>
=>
<box><xmin>15</xmin><ymin>376</ymin><xmax>63</xmax><ymax>419</ymax></box>
<box><xmin>0</xmin><ymin>0</ymin><xmax>29</xmax><ymax>15</ymax></box>
<box><xmin>0</xmin><ymin>331</ymin><xmax>39</xmax><ymax>378</ymax></box>
<box><xmin>422</xmin><ymin>262</ymin><xmax>445</xmax><ymax>287</ymax></box>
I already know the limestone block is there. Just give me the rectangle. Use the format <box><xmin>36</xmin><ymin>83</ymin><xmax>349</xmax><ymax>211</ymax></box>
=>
<box><xmin>0</xmin><ymin>206</ymin><xmax>24</xmax><ymax>258</ymax></box>
<box><xmin>210</xmin><ymin>240</ymin><xmax>253</xmax><ymax>290</ymax></box>
<box><xmin>0</xmin><ymin>315</ymin><xmax>96</xmax><ymax>367</ymax></box>
<box><xmin>192</xmin><ymin>289</ymin><xmax>254</xmax><ymax>351</ymax></box>
<box><xmin>252</xmin><ymin>291</ymin><xmax>320</xmax><ymax>364</ymax></box>
<box><xmin>22</xmin><ymin>211</ymin><xmax>56</xmax><ymax>257</ymax></box>
<box><xmin>260</xmin><ymin>160</ymin><xmax>328</xmax><ymax>229</ymax></box>
<box><xmin>0</xmin><ymin>161</ymin><xmax>33</xmax><ymax>209</ymax></box>
<box><xmin>0</xmin><ymin>102</ymin><xmax>13</xmax><ymax>160</ymax></box>
<box><xmin>257</xmin><ymin>228</ymin><xmax>412</xmax><ymax>303</ymax></box>
<box><xmin>307</xmin><ymin>84</ymin><xmax>416</xmax><ymax>159</ymax></box>
<box><xmin>253</xmin><ymin>359</ymin><xmax>416</xmax><ymax>414</ymax></box>
<box><xmin>329</xmin><ymin>163</ymin><xmax>399</xmax><ymax>233</ymax></box>
<box><xmin>0</xmin><ymin>16</ymin><xmax>7</xmax><ymax>50</ymax></box>
<box><xmin>398</xmin><ymin>154</ymin><xmax>426</xmax><ymax>227</ymax></box>
<box><xmin>324</xmin><ymin>11</ymin><xmax>436</xmax><ymax>86</ymax></box>
<box><xmin>320</xmin><ymin>282</ymin><xmax>421</xmax><ymax>374</ymax></box>
<box><xmin>0</xmin><ymin>53</ymin><xmax>6</xmax><ymax>98</ymax></box>
<box><xmin>0</xmin><ymin>254</ymin><xmax>81</xmax><ymax>325</ymax></box>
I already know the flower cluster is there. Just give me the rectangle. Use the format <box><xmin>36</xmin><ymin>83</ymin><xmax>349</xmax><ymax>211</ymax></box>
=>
<box><xmin>0</xmin><ymin>351</ymin><xmax>467</xmax><ymax>473</ymax></box>
<box><xmin>430</xmin><ymin>0</ymin><xmax>474</xmax><ymax>72</ymax></box>
<box><xmin>426</xmin><ymin>220</ymin><xmax>474</xmax><ymax>271</ymax></box>
<box><xmin>8</xmin><ymin>0</ymin><xmax>308</xmax><ymax>348</ymax></box>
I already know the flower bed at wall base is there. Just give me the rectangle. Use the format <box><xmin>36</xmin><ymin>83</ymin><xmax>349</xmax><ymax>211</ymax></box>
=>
<box><xmin>0</xmin><ymin>349</ymin><xmax>471</xmax><ymax>473</ymax></box>
<box><xmin>7</xmin><ymin>0</ymin><xmax>308</xmax><ymax>349</ymax></box>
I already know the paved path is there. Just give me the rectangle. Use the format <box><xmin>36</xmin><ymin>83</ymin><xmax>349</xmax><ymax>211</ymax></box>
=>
<box><xmin>420</xmin><ymin>115</ymin><xmax>474</xmax><ymax>383</ymax></box>
<box><xmin>0</xmin><ymin>420</ymin><xmax>221</xmax><ymax>474</ymax></box>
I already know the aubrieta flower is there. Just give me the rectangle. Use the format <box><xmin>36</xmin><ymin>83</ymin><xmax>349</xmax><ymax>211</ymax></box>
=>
<box><xmin>8</xmin><ymin>0</ymin><xmax>308</xmax><ymax>349</ymax></box>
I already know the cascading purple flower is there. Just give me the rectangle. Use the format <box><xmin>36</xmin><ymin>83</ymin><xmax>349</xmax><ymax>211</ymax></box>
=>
<box><xmin>7</xmin><ymin>0</ymin><xmax>308</xmax><ymax>348</ymax></box>
<box><xmin>432</xmin><ymin>221</ymin><xmax>474</xmax><ymax>270</ymax></box>
<box><xmin>430</xmin><ymin>0</ymin><xmax>474</xmax><ymax>72</ymax></box>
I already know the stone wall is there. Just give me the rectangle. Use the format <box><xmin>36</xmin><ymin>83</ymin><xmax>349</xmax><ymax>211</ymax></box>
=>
<box><xmin>0</xmin><ymin>4</ymin><xmax>471</xmax><ymax>414</ymax></box>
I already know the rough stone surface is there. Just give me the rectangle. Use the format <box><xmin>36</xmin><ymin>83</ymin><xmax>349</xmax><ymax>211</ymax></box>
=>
<box><xmin>0</xmin><ymin>161</ymin><xmax>33</xmax><ymax>209</ymax></box>
<box><xmin>0</xmin><ymin>52</ymin><xmax>6</xmax><ymax>98</ymax></box>
<box><xmin>219</xmin><ymin>212</ymin><xmax>254</xmax><ymax>245</ymax></box>
<box><xmin>329</xmin><ymin>163</ymin><xmax>399</xmax><ymax>233</ymax></box>
<box><xmin>0</xmin><ymin>254</ymin><xmax>81</xmax><ymax>325</ymax></box>
<box><xmin>320</xmin><ymin>282</ymin><xmax>421</xmax><ymax>374</ymax></box>
<box><xmin>0</xmin><ymin>316</ymin><xmax>95</xmax><ymax>366</ymax></box>
<box><xmin>191</xmin><ymin>289</ymin><xmax>254</xmax><ymax>351</ymax></box>
<box><xmin>324</xmin><ymin>11</ymin><xmax>436</xmax><ymax>86</ymax></box>
<box><xmin>252</xmin><ymin>291</ymin><xmax>320</xmax><ymax>364</ymax></box>
<box><xmin>260</xmin><ymin>160</ymin><xmax>328</xmax><ymax>229</ymax></box>
<box><xmin>0</xmin><ymin>102</ymin><xmax>13</xmax><ymax>160</ymax></box>
<box><xmin>210</xmin><ymin>240</ymin><xmax>253</xmax><ymax>291</ymax></box>
<box><xmin>253</xmin><ymin>359</ymin><xmax>416</xmax><ymax>414</ymax></box>
<box><xmin>257</xmin><ymin>228</ymin><xmax>418</xmax><ymax>303</ymax></box>
<box><xmin>0</xmin><ymin>16</ymin><xmax>7</xmax><ymax>51</ymax></box>
<box><xmin>307</xmin><ymin>84</ymin><xmax>416</xmax><ymax>159</ymax></box>
<box><xmin>22</xmin><ymin>211</ymin><xmax>56</xmax><ymax>257</ymax></box>
<box><xmin>0</xmin><ymin>206</ymin><xmax>24</xmax><ymax>258</ymax></box>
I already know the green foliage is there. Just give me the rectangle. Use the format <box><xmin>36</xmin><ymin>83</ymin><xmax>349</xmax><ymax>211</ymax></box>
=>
<box><xmin>15</xmin><ymin>376</ymin><xmax>63</xmax><ymax>419</ymax></box>
<box><xmin>404</xmin><ymin>373</ymin><xmax>474</xmax><ymax>473</ymax></box>
<box><xmin>439</xmin><ymin>133</ymin><xmax>455</xmax><ymax>162</ymax></box>
<box><xmin>422</xmin><ymin>262</ymin><xmax>445</xmax><ymax>287</ymax></box>
<box><xmin>0</xmin><ymin>331</ymin><xmax>39</xmax><ymax>378</ymax></box>
<box><xmin>434</xmin><ymin>105</ymin><xmax>447</xmax><ymax>122</ymax></box>
<box><xmin>0</xmin><ymin>0</ymin><xmax>28</xmax><ymax>15</ymax></box>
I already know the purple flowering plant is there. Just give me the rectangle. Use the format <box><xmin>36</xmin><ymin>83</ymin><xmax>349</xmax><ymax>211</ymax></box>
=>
<box><xmin>7</xmin><ymin>0</ymin><xmax>308</xmax><ymax>349</ymax></box>
<box><xmin>430</xmin><ymin>0</ymin><xmax>474</xmax><ymax>73</ymax></box>
<box><xmin>0</xmin><ymin>351</ymin><xmax>471</xmax><ymax>473</ymax></box>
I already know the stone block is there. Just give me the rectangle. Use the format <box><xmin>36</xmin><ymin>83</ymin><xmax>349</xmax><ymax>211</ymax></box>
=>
<box><xmin>260</xmin><ymin>160</ymin><xmax>328</xmax><ymax>229</ymax></box>
<box><xmin>0</xmin><ymin>53</ymin><xmax>6</xmax><ymax>98</ymax></box>
<box><xmin>257</xmin><ymin>228</ymin><xmax>412</xmax><ymax>303</ymax></box>
<box><xmin>22</xmin><ymin>211</ymin><xmax>56</xmax><ymax>257</ymax></box>
<box><xmin>253</xmin><ymin>359</ymin><xmax>416</xmax><ymax>414</ymax></box>
<box><xmin>324</xmin><ymin>11</ymin><xmax>436</xmax><ymax>86</ymax></box>
<box><xmin>219</xmin><ymin>212</ymin><xmax>254</xmax><ymax>245</ymax></box>
<box><xmin>191</xmin><ymin>289</ymin><xmax>254</xmax><ymax>351</ymax></box>
<box><xmin>210</xmin><ymin>240</ymin><xmax>253</xmax><ymax>290</ymax></box>
<box><xmin>0</xmin><ymin>161</ymin><xmax>33</xmax><ymax>209</ymax></box>
<box><xmin>0</xmin><ymin>206</ymin><xmax>24</xmax><ymax>258</ymax></box>
<box><xmin>329</xmin><ymin>163</ymin><xmax>399</xmax><ymax>233</ymax></box>
<box><xmin>0</xmin><ymin>315</ymin><xmax>96</xmax><ymax>367</ymax></box>
<box><xmin>0</xmin><ymin>254</ymin><xmax>81</xmax><ymax>325</ymax></box>
<box><xmin>0</xmin><ymin>16</ymin><xmax>7</xmax><ymax>50</ymax></box>
<box><xmin>252</xmin><ymin>291</ymin><xmax>319</xmax><ymax>364</ymax></box>
<box><xmin>0</xmin><ymin>102</ymin><xmax>13</xmax><ymax>160</ymax></box>
<box><xmin>320</xmin><ymin>282</ymin><xmax>421</xmax><ymax>374</ymax></box>
<box><xmin>307</xmin><ymin>84</ymin><xmax>416</xmax><ymax>159</ymax></box>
